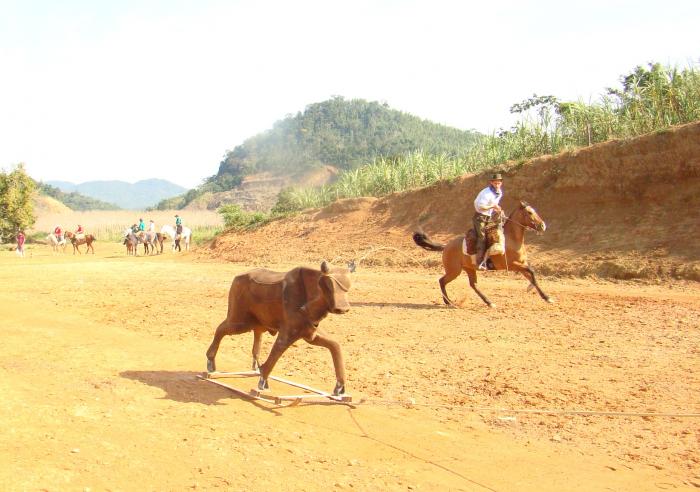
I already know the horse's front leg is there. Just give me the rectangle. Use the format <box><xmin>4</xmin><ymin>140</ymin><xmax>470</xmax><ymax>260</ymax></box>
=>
<box><xmin>520</xmin><ymin>265</ymin><xmax>553</xmax><ymax>303</ymax></box>
<box><xmin>305</xmin><ymin>330</ymin><xmax>346</xmax><ymax>395</ymax></box>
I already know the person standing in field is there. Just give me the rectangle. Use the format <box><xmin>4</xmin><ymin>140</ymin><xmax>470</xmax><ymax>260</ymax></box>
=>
<box><xmin>174</xmin><ymin>214</ymin><xmax>183</xmax><ymax>252</ymax></box>
<box><xmin>16</xmin><ymin>230</ymin><xmax>25</xmax><ymax>257</ymax></box>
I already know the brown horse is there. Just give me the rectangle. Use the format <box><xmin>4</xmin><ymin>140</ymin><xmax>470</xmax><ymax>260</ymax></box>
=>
<box><xmin>65</xmin><ymin>231</ymin><xmax>96</xmax><ymax>255</ymax></box>
<box><xmin>413</xmin><ymin>201</ymin><xmax>552</xmax><ymax>308</ymax></box>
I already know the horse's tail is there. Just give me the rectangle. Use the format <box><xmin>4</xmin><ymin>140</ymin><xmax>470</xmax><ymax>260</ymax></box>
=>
<box><xmin>412</xmin><ymin>231</ymin><xmax>445</xmax><ymax>252</ymax></box>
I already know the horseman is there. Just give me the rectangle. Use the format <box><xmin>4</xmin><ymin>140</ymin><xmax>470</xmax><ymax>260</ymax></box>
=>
<box><xmin>472</xmin><ymin>173</ymin><xmax>504</xmax><ymax>270</ymax></box>
<box><xmin>75</xmin><ymin>224</ymin><xmax>85</xmax><ymax>240</ymax></box>
<box><xmin>148</xmin><ymin>219</ymin><xmax>156</xmax><ymax>233</ymax></box>
<box><xmin>54</xmin><ymin>224</ymin><xmax>64</xmax><ymax>242</ymax></box>
<box><xmin>138</xmin><ymin>218</ymin><xmax>146</xmax><ymax>232</ymax></box>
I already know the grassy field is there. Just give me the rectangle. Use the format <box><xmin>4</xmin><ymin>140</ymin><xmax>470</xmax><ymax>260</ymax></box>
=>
<box><xmin>32</xmin><ymin>209</ymin><xmax>224</xmax><ymax>242</ymax></box>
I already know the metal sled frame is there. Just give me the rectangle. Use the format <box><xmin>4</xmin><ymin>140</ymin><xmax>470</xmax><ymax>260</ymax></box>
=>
<box><xmin>198</xmin><ymin>370</ymin><xmax>352</xmax><ymax>406</ymax></box>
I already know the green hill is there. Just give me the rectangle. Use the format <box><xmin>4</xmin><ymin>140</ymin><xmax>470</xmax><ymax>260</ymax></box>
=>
<box><xmin>156</xmin><ymin>97</ymin><xmax>480</xmax><ymax>209</ymax></box>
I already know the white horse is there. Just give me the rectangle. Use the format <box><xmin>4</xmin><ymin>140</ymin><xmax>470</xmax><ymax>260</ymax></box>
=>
<box><xmin>160</xmin><ymin>224</ymin><xmax>191</xmax><ymax>252</ymax></box>
<box><xmin>46</xmin><ymin>233</ymin><xmax>66</xmax><ymax>254</ymax></box>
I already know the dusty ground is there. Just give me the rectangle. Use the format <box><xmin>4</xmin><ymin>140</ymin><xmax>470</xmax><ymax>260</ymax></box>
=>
<box><xmin>1</xmin><ymin>242</ymin><xmax>698</xmax><ymax>491</ymax></box>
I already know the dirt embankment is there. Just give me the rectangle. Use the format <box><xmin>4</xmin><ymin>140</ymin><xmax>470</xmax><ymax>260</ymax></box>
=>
<box><xmin>186</xmin><ymin>165</ymin><xmax>340</xmax><ymax>212</ymax></box>
<box><xmin>204</xmin><ymin>122</ymin><xmax>700</xmax><ymax>282</ymax></box>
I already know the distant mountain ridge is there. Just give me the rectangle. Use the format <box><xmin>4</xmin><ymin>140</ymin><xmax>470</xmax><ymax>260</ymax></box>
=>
<box><xmin>47</xmin><ymin>179</ymin><xmax>186</xmax><ymax>210</ymax></box>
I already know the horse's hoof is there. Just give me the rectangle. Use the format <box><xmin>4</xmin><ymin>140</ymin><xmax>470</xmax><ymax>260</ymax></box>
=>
<box><xmin>546</xmin><ymin>297</ymin><xmax>555</xmax><ymax>304</ymax></box>
<box><xmin>206</xmin><ymin>359</ymin><xmax>216</xmax><ymax>373</ymax></box>
<box><xmin>258</xmin><ymin>377</ymin><xmax>269</xmax><ymax>391</ymax></box>
<box><xmin>333</xmin><ymin>382</ymin><xmax>345</xmax><ymax>396</ymax></box>
<box><xmin>488</xmin><ymin>303</ymin><xmax>497</xmax><ymax>309</ymax></box>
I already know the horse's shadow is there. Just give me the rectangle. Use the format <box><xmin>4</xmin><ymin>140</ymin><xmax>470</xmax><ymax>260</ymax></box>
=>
<box><xmin>352</xmin><ymin>301</ymin><xmax>444</xmax><ymax>310</ymax></box>
<box><xmin>120</xmin><ymin>370</ymin><xmax>278</xmax><ymax>413</ymax></box>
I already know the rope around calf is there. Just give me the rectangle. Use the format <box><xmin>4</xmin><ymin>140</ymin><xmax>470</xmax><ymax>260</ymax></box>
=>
<box><xmin>355</xmin><ymin>398</ymin><xmax>700</xmax><ymax>418</ymax></box>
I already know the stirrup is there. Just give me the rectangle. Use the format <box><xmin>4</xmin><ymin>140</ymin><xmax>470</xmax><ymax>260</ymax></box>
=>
<box><xmin>477</xmin><ymin>260</ymin><xmax>488</xmax><ymax>270</ymax></box>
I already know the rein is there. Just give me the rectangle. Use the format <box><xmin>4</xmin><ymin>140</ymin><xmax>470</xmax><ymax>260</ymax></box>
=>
<box><xmin>503</xmin><ymin>214</ymin><xmax>539</xmax><ymax>233</ymax></box>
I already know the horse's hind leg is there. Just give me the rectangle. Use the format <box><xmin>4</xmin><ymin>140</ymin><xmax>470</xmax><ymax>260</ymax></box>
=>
<box><xmin>520</xmin><ymin>266</ymin><xmax>552</xmax><ymax>303</ymax></box>
<box><xmin>305</xmin><ymin>330</ymin><xmax>346</xmax><ymax>395</ymax></box>
<box><xmin>205</xmin><ymin>319</ymin><xmax>253</xmax><ymax>372</ymax></box>
<box><xmin>439</xmin><ymin>269</ymin><xmax>461</xmax><ymax>305</ymax></box>
<box><xmin>465</xmin><ymin>268</ymin><xmax>494</xmax><ymax>307</ymax></box>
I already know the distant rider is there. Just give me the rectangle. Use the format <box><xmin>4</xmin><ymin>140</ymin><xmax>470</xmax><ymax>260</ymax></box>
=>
<box><xmin>75</xmin><ymin>224</ymin><xmax>84</xmax><ymax>239</ymax></box>
<box><xmin>54</xmin><ymin>225</ymin><xmax>63</xmax><ymax>242</ymax></box>
<box><xmin>148</xmin><ymin>219</ymin><xmax>156</xmax><ymax>233</ymax></box>
<box><xmin>473</xmin><ymin>173</ymin><xmax>504</xmax><ymax>269</ymax></box>
<box><xmin>138</xmin><ymin>218</ymin><xmax>146</xmax><ymax>232</ymax></box>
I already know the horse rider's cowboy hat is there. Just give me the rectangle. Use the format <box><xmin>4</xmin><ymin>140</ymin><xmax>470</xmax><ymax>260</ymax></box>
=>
<box><xmin>490</xmin><ymin>173</ymin><xmax>503</xmax><ymax>181</ymax></box>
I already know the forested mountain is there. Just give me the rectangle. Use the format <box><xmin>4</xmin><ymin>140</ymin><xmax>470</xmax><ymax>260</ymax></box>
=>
<box><xmin>156</xmin><ymin>97</ymin><xmax>480</xmax><ymax>209</ymax></box>
<box><xmin>47</xmin><ymin>179</ymin><xmax>186</xmax><ymax>209</ymax></box>
<box><xmin>36</xmin><ymin>182</ymin><xmax>120</xmax><ymax>211</ymax></box>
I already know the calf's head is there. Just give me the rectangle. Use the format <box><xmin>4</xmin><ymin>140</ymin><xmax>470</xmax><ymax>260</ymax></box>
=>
<box><xmin>318</xmin><ymin>261</ymin><xmax>351</xmax><ymax>314</ymax></box>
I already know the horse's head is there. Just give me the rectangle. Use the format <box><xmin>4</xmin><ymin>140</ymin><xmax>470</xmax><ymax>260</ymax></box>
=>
<box><xmin>318</xmin><ymin>261</ymin><xmax>352</xmax><ymax>314</ymax></box>
<box><xmin>513</xmin><ymin>201</ymin><xmax>546</xmax><ymax>233</ymax></box>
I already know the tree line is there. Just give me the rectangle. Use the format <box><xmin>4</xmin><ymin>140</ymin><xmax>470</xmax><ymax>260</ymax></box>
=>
<box><xmin>0</xmin><ymin>164</ymin><xmax>35</xmax><ymax>243</ymax></box>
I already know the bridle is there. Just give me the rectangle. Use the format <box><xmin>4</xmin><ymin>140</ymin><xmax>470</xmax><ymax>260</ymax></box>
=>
<box><xmin>503</xmin><ymin>209</ymin><xmax>542</xmax><ymax>233</ymax></box>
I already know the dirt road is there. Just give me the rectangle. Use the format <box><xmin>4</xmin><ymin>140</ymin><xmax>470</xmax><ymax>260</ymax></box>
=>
<box><xmin>1</xmin><ymin>244</ymin><xmax>698</xmax><ymax>491</ymax></box>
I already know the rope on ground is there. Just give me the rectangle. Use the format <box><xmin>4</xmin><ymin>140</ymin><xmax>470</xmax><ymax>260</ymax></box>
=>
<box><xmin>330</xmin><ymin>245</ymin><xmax>431</xmax><ymax>269</ymax></box>
<box><xmin>356</xmin><ymin>398</ymin><xmax>700</xmax><ymax>418</ymax></box>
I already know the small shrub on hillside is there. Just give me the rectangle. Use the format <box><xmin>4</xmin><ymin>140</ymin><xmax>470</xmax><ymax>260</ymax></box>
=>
<box><xmin>218</xmin><ymin>204</ymin><xmax>271</xmax><ymax>231</ymax></box>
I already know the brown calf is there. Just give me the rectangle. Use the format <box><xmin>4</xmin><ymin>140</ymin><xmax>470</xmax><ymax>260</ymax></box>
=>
<box><xmin>205</xmin><ymin>261</ymin><xmax>352</xmax><ymax>395</ymax></box>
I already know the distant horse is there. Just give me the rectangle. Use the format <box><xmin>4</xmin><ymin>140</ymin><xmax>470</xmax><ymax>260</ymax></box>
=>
<box><xmin>46</xmin><ymin>233</ymin><xmax>66</xmax><ymax>254</ymax></box>
<box><xmin>138</xmin><ymin>231</ymin><xmax>162</xmax><ymax>255</ymax></box>
<box><xmin>65</xmin><ymin>231</ymin><xmax>96</xmax><ymax>255</ymax></box>
<box><xmin>123</xmin><ymin>229</ymin><xmax>139</xmax><ymax>256</ymax></box>
<box><xmin>160</xmin><ymin>224</ymin><xmax>191</xmax><ymax>252</ymax></box>
<box><xmin>413</xmin><ymin>201</ymin><xmax>552</xmax><ymax>308</ymax></box>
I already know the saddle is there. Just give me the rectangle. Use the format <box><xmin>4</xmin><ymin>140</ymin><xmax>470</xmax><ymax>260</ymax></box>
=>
<box><xmin>463</xmin><ymin>223</ymin><xmax>505</xmax><ymax>256</ymax></box>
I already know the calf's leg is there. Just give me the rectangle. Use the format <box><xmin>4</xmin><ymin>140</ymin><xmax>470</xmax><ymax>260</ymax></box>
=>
<box><xmin>306</xmin><ymin>331</ymin><xmax>346</xmax><ymax>395</ymax></box>
<box><xmin>251</xmin><ymin>329</ymin><xmax>264</xmax><ymax>371</ymax></box>
<box><xmin>205</xmin><ymin>319</ymin><xmax>253</xmax><ymax>372</ymax></box>
<box><xmin>257</xmin><ymin>336</ymin><xmax>293</xmax><ymax>390</ymax></box>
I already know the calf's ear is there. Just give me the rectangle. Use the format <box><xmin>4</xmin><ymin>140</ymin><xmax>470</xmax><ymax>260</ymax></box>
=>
<box><xmin>320</xmin><ymin>261</ymin><xmax>330</xmax><ymax>274</ymax></box>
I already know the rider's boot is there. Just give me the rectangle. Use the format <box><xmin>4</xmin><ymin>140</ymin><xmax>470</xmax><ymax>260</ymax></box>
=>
<box><xmin>475</xmin><ymin>241</ymin><xmax>487</xmax><ymax>270</ymax></box>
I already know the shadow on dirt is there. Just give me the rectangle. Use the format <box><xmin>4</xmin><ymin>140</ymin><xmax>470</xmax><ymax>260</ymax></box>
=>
<box><xmin>119</xmin><ymin>370</ymin><xmax>281</xmax><ymax>412</ymax></box>
<box><xmin>120</xmin><ymin>370</ymin><xmax>352</xmax><ymax>414</ymax></box>
<box><xmin>352</xmin><ymin>301</ymin><xmax>444</xmax><ymax>310</ymax></box>
<box><xmin>121</xmin><ymin>370</ymin><xmax>233</xmax><ymax>405</ymax></box>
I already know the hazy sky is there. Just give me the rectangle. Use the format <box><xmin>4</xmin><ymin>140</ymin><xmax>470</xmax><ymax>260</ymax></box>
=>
<box><xmin>1</xmin><ymin>0</ymin><xmax>698</xmax><ymax>188</ymax></box>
